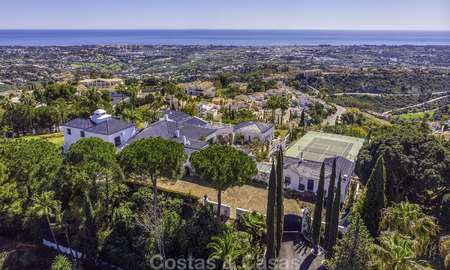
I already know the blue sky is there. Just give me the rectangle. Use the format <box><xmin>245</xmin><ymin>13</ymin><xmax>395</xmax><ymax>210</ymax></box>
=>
<box><xmin>1</xmin><ymin>0</ymin><xmax>449</xmax><ymax>30</ymax></box>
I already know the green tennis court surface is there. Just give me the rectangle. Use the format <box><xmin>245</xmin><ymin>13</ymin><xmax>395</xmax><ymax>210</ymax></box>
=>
<box><xmin>285</xmin><ymin>131</ymin><xmax>365</xmax><ymax>162</ymax></box>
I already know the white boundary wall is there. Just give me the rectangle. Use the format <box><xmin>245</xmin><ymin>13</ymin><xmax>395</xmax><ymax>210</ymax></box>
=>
<box><xmin>206</xmin><ymin>200</ymin><xmax>231</xmax><ymax>218</ymax></box>
<box><xmin>236</xmin><ymin>207</ymin><xmax>250</xmax><ymax>218</ymax></box>
<box><xmin>42</xmin><ymin>239</ymin><xmax>82</xmax><ymax>259</ymax></box>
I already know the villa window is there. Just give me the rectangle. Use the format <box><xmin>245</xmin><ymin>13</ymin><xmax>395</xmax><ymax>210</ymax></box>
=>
<box><xmin>284</xmin><ymin>176</ymin><xmax>291</xmax><ymax>186</ymax></box>
<box><xmin>307</xmin><ymin>180</ymin><xmax>314</xmax><ymax>191</ymax></box>
<box><xmin>114</xmin><ymin>136</ymin><xmax>122</xmax><ymax>147</ymax></box>
<box><xmin>298</xmin><ymin>183</ymin><xmax>305</xmax><ymax>191</ymax></box>
<box><xmin>67</xmin><ymin>128</ymin><xmax>71</xmax><ymax>135</ymax></box>
<box><xmin>80</xmin><ymin>131</ymin><xmax>85</xmax><ymax>138</ymax></box>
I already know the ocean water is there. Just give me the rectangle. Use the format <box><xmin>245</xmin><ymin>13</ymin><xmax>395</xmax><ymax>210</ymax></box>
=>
<box><xmin>0</xmin><ymin>29</ymin><xmax>449</xmax><ymax>46</ymax></box>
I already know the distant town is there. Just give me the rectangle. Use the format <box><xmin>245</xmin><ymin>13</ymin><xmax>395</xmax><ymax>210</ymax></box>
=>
<box><xmin>1</xmin><ymin>45</ymin><xmax>449</xmax><ymax>85</ymax></box>
<box><xmin>0</xmin><ymin>44</ymin><xmax>449</xmax><ymax>270</ymax></box>
<box><xmin>1</xmin><ymin>44</ymin><xmax>449</xmax><ymax>130</ymax></box>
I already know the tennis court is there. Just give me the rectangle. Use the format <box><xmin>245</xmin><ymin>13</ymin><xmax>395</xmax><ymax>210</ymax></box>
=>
<box><xmin>285</xmin><ymin>131</ymin><xmax>365</xmax><ymax>162</ymax></box>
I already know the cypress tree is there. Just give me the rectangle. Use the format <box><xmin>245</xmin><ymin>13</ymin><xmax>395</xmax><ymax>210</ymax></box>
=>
<box><xmin>361</xmin><ymin>155</ymin><xmax>387</xmax><ymax>237</ymax></box>
<box><xmin>83</xmin><ymin>192</ymin><xmax>98</xmax><ymax>267</ymax></box>
<box><xmin>275</xmin><ymin>147</ymin><xmax>284</xmax><ymax>256</ymax></box>
<box><xmin>324</xmin><ymin>158</ymin><xmax>337</xmax><ymax>250</ymax></box>
<box><xmin>300</xmin><ymin>110</ymin><xmax>306</xmax><ymax>129</ymax></box>
<box><xmin>327</xmin><ymin>173</ymin><xmax>342</xmax><ymax>259</ymax></box>
<box><xmin>327</xmin><ymin>213</ymin><xmax>373</xmax><ymax>270</ymax></box>
<box><xmin>312</xmin><ymin>162</ymin><xmax>326</xmax><ymax>254</ymax></box>
<box><xmin>266</xmin><ymin>161</ymin><xmax>277</xmax><ymax>268</ymax></box>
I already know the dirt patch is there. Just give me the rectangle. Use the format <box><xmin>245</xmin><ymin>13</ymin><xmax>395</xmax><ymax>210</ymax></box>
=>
<box><xmin>158</xmin><ymin>178</ymin><xmax>308</xmax><ymax>219</ymax></box>
<box><xmin>0</xmin><ymin>236</ymin><xmax>55</xmax><ymax>270</ymax></box>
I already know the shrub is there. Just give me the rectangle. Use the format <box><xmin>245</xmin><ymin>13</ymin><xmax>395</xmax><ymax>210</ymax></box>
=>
<box><xmin>440</xmin><ymin>236</ymin><xmax>450</xmax><ymax>268</ymax></box>
<box><xmin>51</xmin><ymin>255</ymin><xmax>72</xmax><ymax>270</ymax></box>
<box><xmin>440</xmin><ymin>193</ymin><xmax>450</xmax><ymax>232</ymax></box>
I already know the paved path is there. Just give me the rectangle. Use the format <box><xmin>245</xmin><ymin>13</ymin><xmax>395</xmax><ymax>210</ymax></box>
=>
<box><xmin>277</xmin><ymin>234</ymin><xmax>325</xmax><ymax>270</ymax></box>
<box><xmin>383</xmin><ymin>95</ymin><xmax>450</xmax><ymax>115</ymax></box>
<box><xmin>323</xmin><ymin>104</ymin><xmax>346</xmax><ymax>126</ymax></box>
<box><xmin>332</xmin><ymin>91</ymin><xmax>450</xmax><ymax>97</ymax></box>
<box><xmin>157</xmin><ymin>178</ymin><xmax>306</xmax><ymax>219</ymax></box>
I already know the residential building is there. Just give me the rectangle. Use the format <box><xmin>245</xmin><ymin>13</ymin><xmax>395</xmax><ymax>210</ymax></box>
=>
<box><xmin>258</xmin><ymin>131</ymin><xmax>364</xmax><ymax>202</ymax></box>
<box><xmin>129</xmin><ymin>110</ymin><xmax>220</xmax><ymax>149</ymax></box>
<box><xmin>198</xmin><ymin>103</ymin><xmax>219</xmax><ymax>120</ymax></box>
<box><xmin>283</xmin><ymin>155</ymin><xmax>354</xmax><ymax>202</ymax></box>
<box><xmin>179</xmin><ymin>81</ymin><xmax>216</xmax><ymax>98</ymax></box>
<box><xmin>297</xmin><ymin>69</ymin><xmax>322</xmax><ymax>78</ymax></box>
<box><xmin>233</xmin><ymin>121</ymin><xmax>274</xmax><ymax>143</ymax></box>
<box><xmin>61</xmin><ymin>109</ymin><xmax>136</xmax><ymax>151</ymax></box>
<box><xmin>62</xmin><ymin>109</ymin><xmax>275</xmax><ymax>176</ymax></box>
<box><xmin>78</xmin><ymin>78</ymin><xmax>124</xmax><ymax>90</ymax></box>
<box><xmin>127</xmin><ymin>110</ymin><xmax>233</xmax><ymax>175</ymax></box>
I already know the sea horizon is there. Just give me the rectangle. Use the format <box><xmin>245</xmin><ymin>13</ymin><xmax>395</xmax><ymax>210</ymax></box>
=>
<box><xmin>1</xmin><ymin>29</ymin><xmax>450</xmax><ymax>46</ymax></box>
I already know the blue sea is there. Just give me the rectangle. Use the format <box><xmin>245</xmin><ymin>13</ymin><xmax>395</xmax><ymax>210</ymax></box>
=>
<box><xmin>0</xmin><ymin>30</ymin><xmax>449</xmax><ymax>46</ymax></box>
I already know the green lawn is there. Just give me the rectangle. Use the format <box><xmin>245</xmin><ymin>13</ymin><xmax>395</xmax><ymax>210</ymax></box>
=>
<box><xmin>397</xmin><ymin>105</ymin><xmax>450</xmax><ymax>121</ymax></box>
<box><xmin>360</xmin><ymin>111</ymin><xmax>391</xmax><ymax>126</ymax></box>
<box><xmin>21</xmin><ymin>133</ymin><xmax>64</xmax><ymax>147</ymax></box>
<box><xmin>275</xmin><ymin>129</ymin><xmax>289</xmax><ymax>139</ymax></box>
<box><xmin>398</xmin><ymin>110</ymin><xmax>434</xmax><ymax>120</ymax></box>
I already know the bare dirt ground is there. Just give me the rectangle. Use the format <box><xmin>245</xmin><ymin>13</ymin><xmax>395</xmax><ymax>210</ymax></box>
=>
<box><xmin>0</xmin><ymin>236</ymin><xmax>55</xmax><ymax>270</ymax></box>
<box><xmin>158</xmin><ymin>178</ymin><xmax>307</xmax><ymax>219</ymax></box>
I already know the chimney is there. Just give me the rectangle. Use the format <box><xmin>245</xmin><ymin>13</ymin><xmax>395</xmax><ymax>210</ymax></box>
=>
<box><xmin>164</xmin><ymin>114</ymin><xmax>170</xmax><ymax>121</ymax></box>
<box><xmin>182</xmin><ymin>135</ymin><xmax>190</xmax><ymax>145</ymax></box>
<box><xmin>91</xmin><ymin>109</ymin><xmax>111</xmax><ymax>124</ymax></box>
<box><xmin>298</xmin><ymin>152</ymin><xmax>304</xmax><ymax>166</ymax></box>
<box><xmin>175</xmin><ymin>129</ymin><xmax>181</xmax><ymax>138</ymax></box>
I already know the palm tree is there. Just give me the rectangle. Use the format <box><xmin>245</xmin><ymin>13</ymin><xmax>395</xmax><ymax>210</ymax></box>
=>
<box><xmin>412</xmin><ymin>214</ymin><xmax>439</xmax><ymax>257</ymax></box>
<box><xmin>239</xmin><ymin>212</ymin><xmax>266</xmax><ymax>247</ymax></box>
<box><xmin>122</xmin><ymin>108</ymin><xmax>142</xmax><ymax>124</ymax></box>
<box><xmin>266</xmin><ymin>96</ymin><xmax>289</xmax><ymax>125</ymax></box>
<box><xmin>381</xmin><ymin>202</ymin><xmax>420</xmax><ymax>234</ymax></box>
<box><xmin>152</xmin><ymin>93</ymin><xmax>165</xmax><ymax>109</ymax></box>
<box><xmin>56</xmin><ymin>210</ymin><xmax>78</xmax><ymax>264</ymax></box>
<box><xmin>208</xmin><ymin>231</ymin><xmax>246</xmax><ymax>270</ymax></box>
<box><xmin>238</xmin><ymin>212</ymin><xmax>266</xmax><ymax>268</ymax></box>
<box><xmin>0</xmin><ymin>96</ymin><xmax>16</xmax><ymax>135</ymax></box>
<box><xmin>380</xmin><ymin>202</ymin><xmax>438</xmax><ymax>257</ymax></box>
<box><xmin>372</xmin><ymin>231</ymin><xmax>423</xmax><ymax>270</ymax></box>
<box><xmin>19</xmin><ymin>90</ymin><xmax>35</xmax><ymax>133</ymax></box>
<box><xmin>126</xmin><ymin>83</ymin><xmax>141</xmax><ymax>109</ymax></box>
<box><xmin>19</xmin><ymin>89</ymin><xmax>34</xmax><ymax>106</ymax></box>
<box><xmin>116</xmin><ymin>84</ymin><xmax>127</xmax><ymax>104</ymax></box>
<box><xmin>32</xmin><ymin>191</ymin><xmax>62</xmax><ymax>252</ymax></box>
<box><xmin>52</xmin><ymin>98</ymin><xmax>68</xmax><ymax>130</ymax></box>
<box><xmin>0</xmin><ymin>95</ymin><xmax>14</xmax><ymax>110</ymax></box>
<box><xmin>266</xmin><ymin>97</ymin><xmax>279</xmax><ymax>124</ymax></box>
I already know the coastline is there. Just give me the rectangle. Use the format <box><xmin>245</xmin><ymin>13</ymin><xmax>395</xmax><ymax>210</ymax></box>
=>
<box><xmin>1</xmin><ymin>29</ymin><xmax>450</xmax><ymax>46</ymax></box>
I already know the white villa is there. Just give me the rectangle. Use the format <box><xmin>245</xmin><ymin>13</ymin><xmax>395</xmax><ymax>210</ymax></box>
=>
<box><xmin>284</xmin><ymin>132</ymin><xmax>364</xmax><ymax>202</ymax></box>
<box><xmin>256</xmin><ymin>131</ymin><xmax>365</xmax><ymax>202</ymax></box>
<box><xmin>233</xmin><ymin>122</ymin><xmax>274</xmax><ymax>143</ymax></box>
<box><xmin>62</xmin><ymin>110</ymin><xmax>274</xmax><ymax>155</ymax></box>
<box><xmin>61</xmin><ymin>110</ymin><xmax>364</xmax><ymax>206</ymax></box>
<box><xmin>61</xmin><ymin>109</ymin><xmax>136</xmax><ymax>151</ymax></box>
